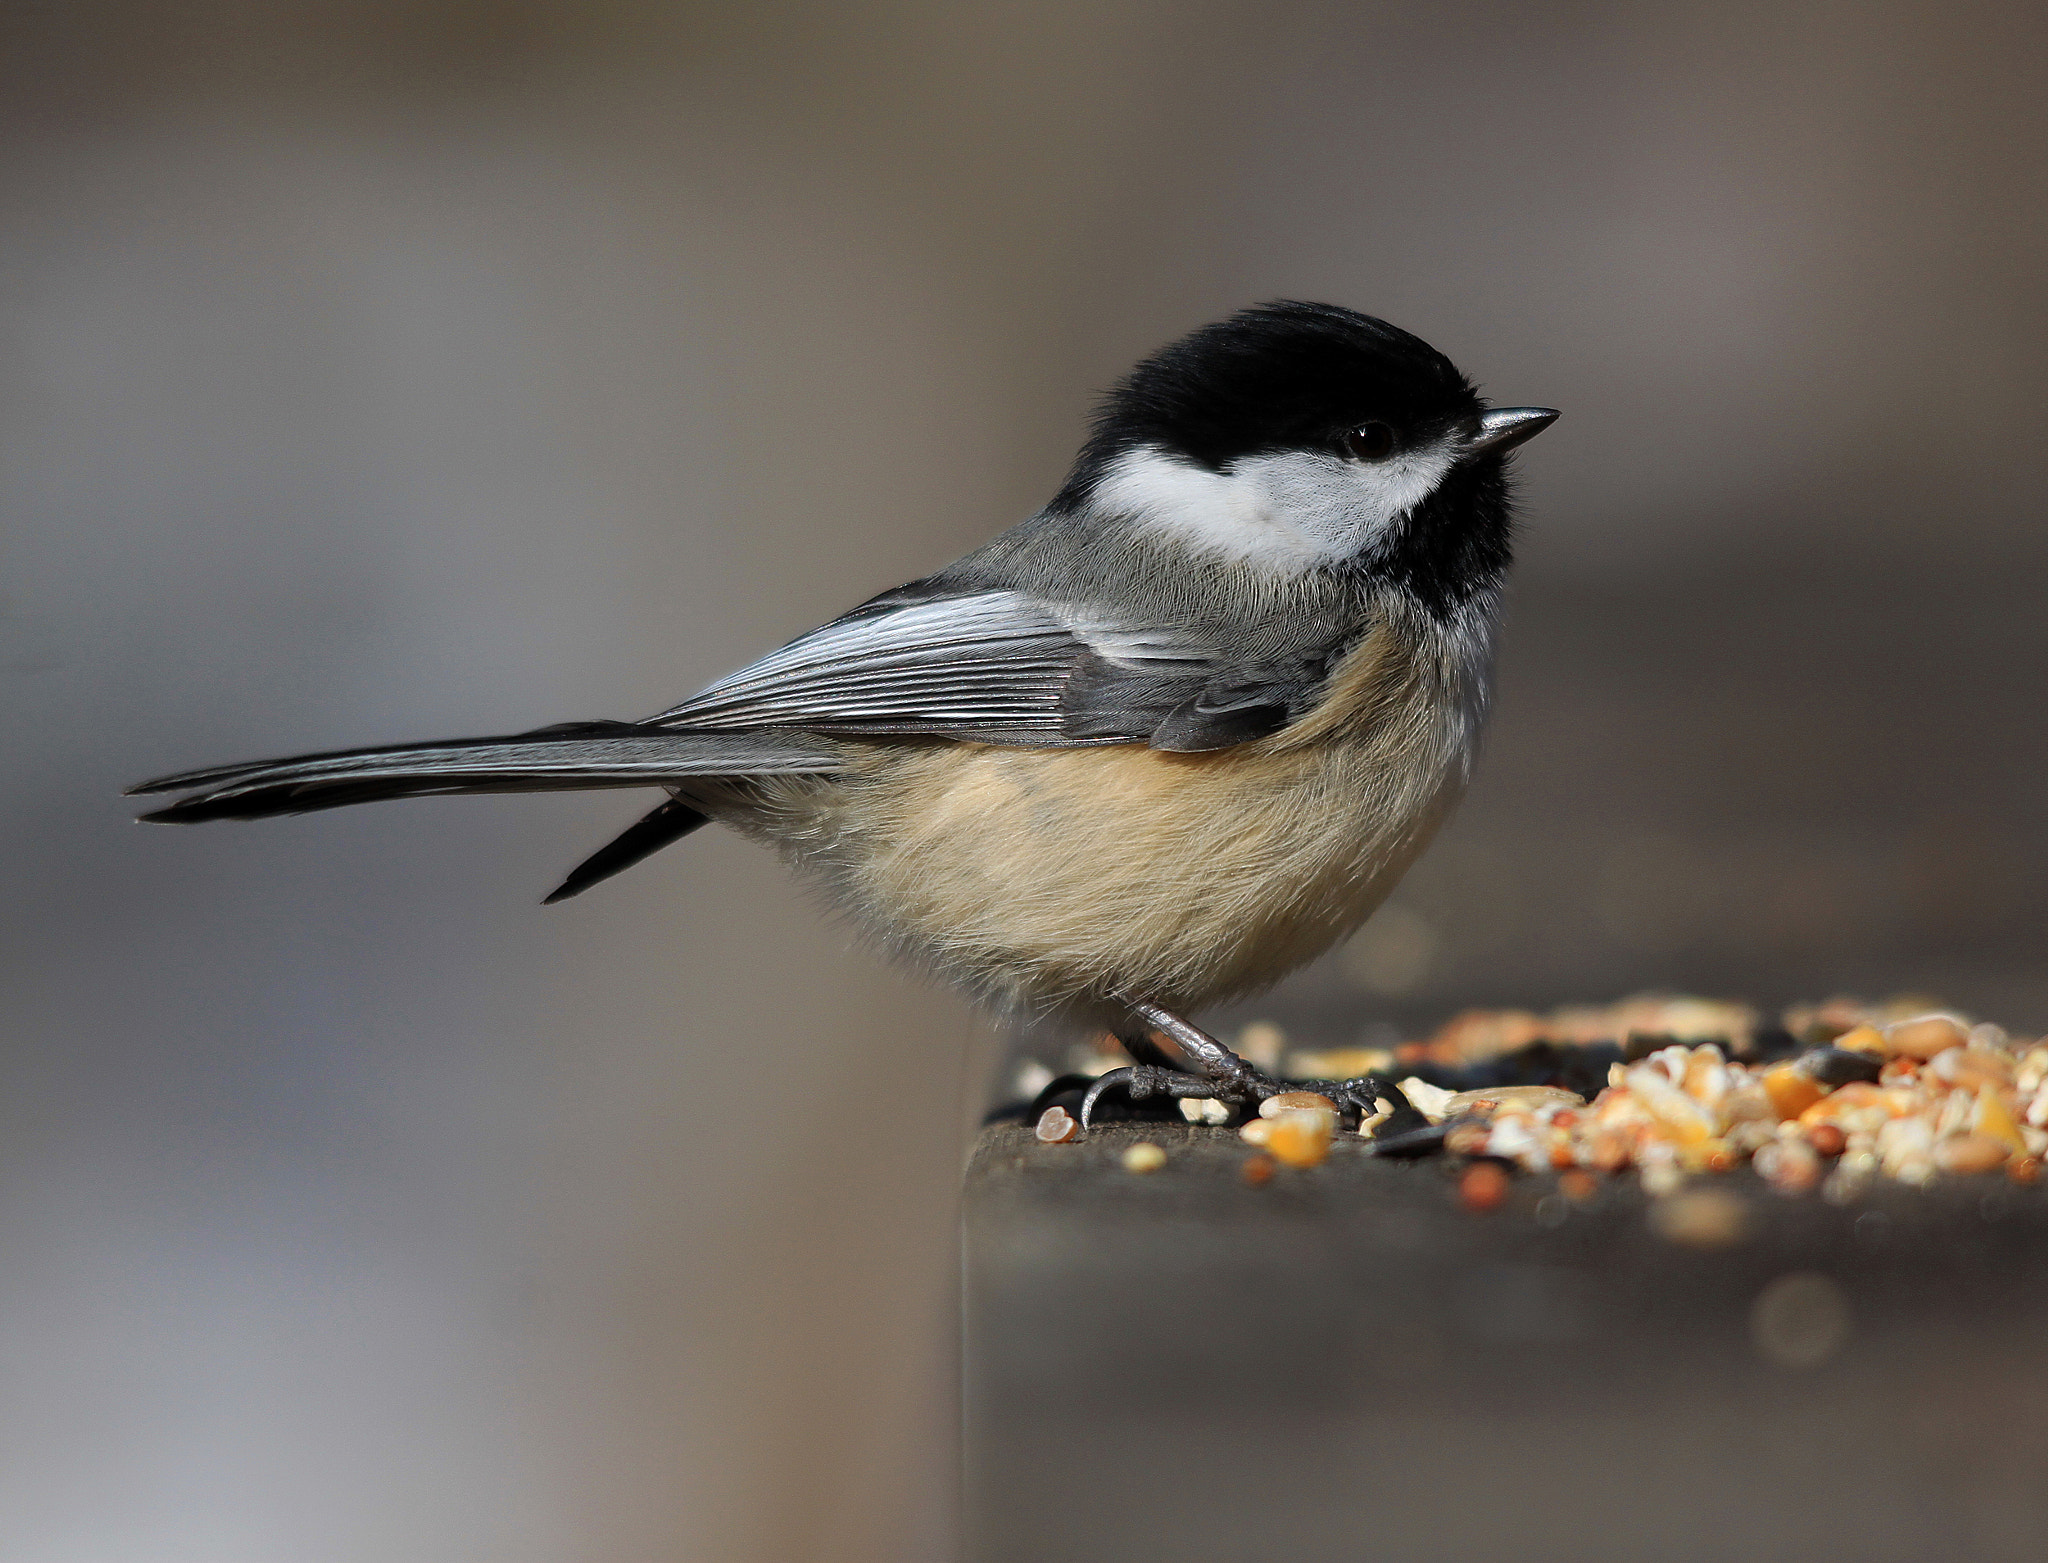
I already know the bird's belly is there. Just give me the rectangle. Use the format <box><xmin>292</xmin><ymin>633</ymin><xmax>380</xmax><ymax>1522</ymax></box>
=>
<box><xmin>742</xmin><ymin>729</ymin><xmax>1466</xmax><ymax>1014</ymax></box>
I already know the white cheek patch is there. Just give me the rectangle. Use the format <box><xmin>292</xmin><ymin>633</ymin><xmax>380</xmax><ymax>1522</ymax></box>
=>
<box><xmin>1089</xmin><ymin>443</ymin><xmax>1457</xmax><ymax>572</ymax></box>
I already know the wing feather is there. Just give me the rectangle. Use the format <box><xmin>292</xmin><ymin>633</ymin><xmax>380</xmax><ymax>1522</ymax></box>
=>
<box><xmin>651</xmin><ymin>591</ymin><xmax>1093</xmax><ymax>738</ymax></box>
<box><xmin>647</xmin><ymin>587</ymin><xmax>1335</xmax><ymax>751</ymax></box>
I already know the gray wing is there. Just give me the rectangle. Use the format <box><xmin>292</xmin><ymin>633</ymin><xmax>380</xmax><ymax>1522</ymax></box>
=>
<box><xmin>648</xmin><ymin>586</ymin><xmax>1338</xmax><ymax>752</ymax></box>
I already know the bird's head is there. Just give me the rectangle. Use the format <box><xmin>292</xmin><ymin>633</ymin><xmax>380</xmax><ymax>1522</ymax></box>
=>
<box><xmin>1056</xmin><ymin>301</ymin><xmax>1556</xmax><ymax>614</ymax></box>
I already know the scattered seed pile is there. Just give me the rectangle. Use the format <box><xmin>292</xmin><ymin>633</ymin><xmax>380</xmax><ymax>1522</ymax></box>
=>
<box><xmin>1022</xmin><ymin>994</ymin><xmax>2048</xmax><ymax>1203</ymax></box>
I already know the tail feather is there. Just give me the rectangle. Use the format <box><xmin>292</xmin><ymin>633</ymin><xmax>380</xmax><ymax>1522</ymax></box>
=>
<box><xmin>130</xmin><ymin>722</ymin><xmax>846</xmax><ymax>824</ymax></box>
<box><xmin>128</xmin><ymin>721</ymin><xmax>640</xmax><ymax>797</ymax></box>
<box><xmin>543</xmin><ymin>797</ymin><xmax>711</xmax><ymax>904</ymax></box>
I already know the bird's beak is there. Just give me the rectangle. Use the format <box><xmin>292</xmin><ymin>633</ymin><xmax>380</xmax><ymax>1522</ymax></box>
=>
<box><xmin>1463</xmin><ymin>407</ymin><xmax>1559</xmax><ymax>459</ymax></box>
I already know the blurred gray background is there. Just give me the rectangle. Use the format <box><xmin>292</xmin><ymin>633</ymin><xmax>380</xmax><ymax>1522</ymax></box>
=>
<box><xmin>3</xmin><ymin>3</ymin><xmax>2044</xmax><ymax>1560</ymax></box>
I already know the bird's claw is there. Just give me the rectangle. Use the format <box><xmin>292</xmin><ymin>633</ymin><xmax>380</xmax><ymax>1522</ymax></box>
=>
<box><xmin>1080</xmin><ymin>1064</ymin><xmax>1230</xmax><ymax>1128</ymax></box>
<box><xmin>1075</xmin><ymin>996</ymin><xmax>1418</xmax><ymax>1135</ymax></box>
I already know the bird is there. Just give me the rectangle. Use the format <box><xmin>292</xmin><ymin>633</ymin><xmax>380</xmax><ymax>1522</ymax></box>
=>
<box><xmin>130</xmin><ymin>301</ymin><xmax>1556</xmax><ymax>1125</ymax></box>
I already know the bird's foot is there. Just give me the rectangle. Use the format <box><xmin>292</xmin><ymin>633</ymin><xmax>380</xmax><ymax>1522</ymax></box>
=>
<box><xmin>1078</xmin><ymin>996</ymin><xmax>1393</xmax><ymax>1129</ymax></box>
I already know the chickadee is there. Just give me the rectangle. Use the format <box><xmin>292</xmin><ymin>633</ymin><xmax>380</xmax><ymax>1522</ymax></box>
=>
<box><xmin>132</xmin><ymin>302</ymin><xmax>1555</xmax><ymax>1123</ymax></box>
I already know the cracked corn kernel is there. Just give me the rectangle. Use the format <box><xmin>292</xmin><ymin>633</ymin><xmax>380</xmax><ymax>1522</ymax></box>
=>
<box><xmin>1762</xmin><ymin>1066</ymin><xmax>1825</xmax><ymax>1122</ymax></box>
<box><xmin>1628</xmin><ymin>1065</ymin><xmax>1717</xmax><ymax>1144</ymax></box>
<box><xmin>1886</xmin><ymin>1016</ymin><xmax>1967</xmax><ymax>1060</ymax></box>
<box><xmin>1797</xmin><ymin>1081</ymin><xmax>1895</xmax><ymax>1129</ymax></box>
<box><xmin>1261</xmin><ymin>1090</ymin><xmax>1339</xmax><ymax>1118</ymax></box>
<box><xmin>1034</xmin><ymin>1106</ymin><xmax>1078</xmax><ymax>1144</ymax></box>
<box><xmin>1973</xmin><ymin>1084</ymin><xmax>2028</xmax><ymax>1156</ymax></box>
<box><xmin>1121</xmin><ymin>1142</ymin><xmax>1167</xmax><ymax>1173</ymax></box>
<box><xmin>1933</xmin><ymin>1133</ymin><xmax>2008</xmax><ymax>1175</ymax></box>
<box><xmin>1266</xmin><ymin>1108</ymin><xmax>1334</xmax><ymax>1169</ymax></box>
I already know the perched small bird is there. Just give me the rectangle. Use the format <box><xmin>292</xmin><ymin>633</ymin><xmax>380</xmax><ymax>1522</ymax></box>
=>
<box><xmin>132</xmin><ymin>302</ymin><xmax>1554</xmax><ymax>1122</ymax></box>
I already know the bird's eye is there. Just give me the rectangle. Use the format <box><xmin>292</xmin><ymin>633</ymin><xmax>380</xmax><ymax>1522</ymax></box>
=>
<box><xmin>1345</xmin><ymin>421</ymin><xmax>1397</xmax><ymax>461</ymax></box>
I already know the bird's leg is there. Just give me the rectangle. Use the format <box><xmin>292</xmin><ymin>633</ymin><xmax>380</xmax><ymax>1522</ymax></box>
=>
<box><xmin>1075</xmin><ymin>1017</ymin><xmax>1261</xmax><ymax>1127</ymax></box>
<box><xmin>1115</xmin><ymin>1028</ymin><xmax>1182</xmax><ymax>1072</ymax></box>
<box><xmin>1079</xmin><ymin>996</ymin><xmax>1396</xmax><ymax>1130</ymax></box>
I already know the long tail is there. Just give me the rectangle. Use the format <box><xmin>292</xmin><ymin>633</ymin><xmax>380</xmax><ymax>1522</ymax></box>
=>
<box><xmin>128</xmin><ymin>721</ymin><xmax>845</xmax><ymax>824</ymax></box>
